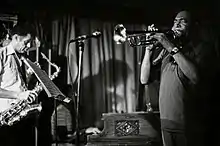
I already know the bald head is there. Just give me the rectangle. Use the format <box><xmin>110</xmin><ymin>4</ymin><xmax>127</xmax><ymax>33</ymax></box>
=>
<box><xmin>176</xmin><ymin>11</ymin><xmax>191</xmax><ymax>24</ymax></box>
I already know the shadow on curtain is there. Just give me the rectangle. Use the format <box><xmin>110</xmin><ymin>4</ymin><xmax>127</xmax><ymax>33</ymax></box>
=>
<box><xmin>49</xmin><ymin>14</ymin><xmax>154</xmax><ymax>129</ymax></box>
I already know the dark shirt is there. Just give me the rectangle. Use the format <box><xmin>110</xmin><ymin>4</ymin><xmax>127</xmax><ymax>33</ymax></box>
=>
<box><xmin>156</xmin><ymin>43</ymin><xmax>197</xmax><ymax>130</ymax></box>
<box><xmin>157</xmin><ymin>38</ymin><xmax>218</xmax><ymax>131</ymax></box>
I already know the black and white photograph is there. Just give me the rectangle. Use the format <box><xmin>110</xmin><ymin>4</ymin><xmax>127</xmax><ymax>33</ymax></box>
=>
<box><xmin>0</xmin><ymin>0</ymin><xmax>219</xmax><ymax>146</ymax></box>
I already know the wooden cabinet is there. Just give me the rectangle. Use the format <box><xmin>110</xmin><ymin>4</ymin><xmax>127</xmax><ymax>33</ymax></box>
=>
<box><xmin>87</xmin><ymin>112</ymin><xmax>162</xmax><ymax>146</ymax></box>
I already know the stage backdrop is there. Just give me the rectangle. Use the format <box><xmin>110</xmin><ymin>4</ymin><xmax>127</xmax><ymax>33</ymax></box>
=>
<box><xmin>32</xmin><ymin>13</ymin><xmax>161</xmax><ymax>129</ymax></box>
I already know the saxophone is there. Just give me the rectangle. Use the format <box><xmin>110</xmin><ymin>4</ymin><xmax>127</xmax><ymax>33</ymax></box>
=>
<box><xmin>0</xmin><ymin>53</ymin><xmax>60</xmax><ymax>126</ymax></box>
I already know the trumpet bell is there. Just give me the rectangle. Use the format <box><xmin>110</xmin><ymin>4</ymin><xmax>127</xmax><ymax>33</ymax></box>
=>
<box><xmin>113</xmin><ymin>24</ymin><xmax>127</xmax><ymax>44</ymax></box>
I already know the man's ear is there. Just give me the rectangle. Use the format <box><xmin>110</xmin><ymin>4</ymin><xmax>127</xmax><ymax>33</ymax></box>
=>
<box><xmin>12</xmin><ymin>34</ymin><xmax>19</xmax><ymax>41</ymax></box>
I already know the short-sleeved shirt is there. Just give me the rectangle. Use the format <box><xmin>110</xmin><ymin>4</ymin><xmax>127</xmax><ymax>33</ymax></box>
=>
<box><xmin>0</xmin><ymin>44</ymin><xmax>27</xmax><ymax>112</ymax></box>
<box><xmin>146</xmin><ymin>28</ymin><xmax>219</xmax><ymax>131</ymax></box>
<box><xmin>158</xmin><ymin>43</ymin><xmax>197</xmax><ymax>130</ymax></box>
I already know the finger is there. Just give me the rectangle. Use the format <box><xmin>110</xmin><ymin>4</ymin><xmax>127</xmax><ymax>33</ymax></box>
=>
<box><xmin>147</xmin><ymin>34</ymin><xmax>155</xmax><ymax>41</ymax></box>
<box><xmin>149</xmin><ymin>32</ymin><xmax>156</xmax><ymax>37</ymax></box>
<box><xmin>27</xmin><ymin>92</ymin><xmax>37</xmax><ymax>102</ymax></box>
<box><xmin>150</xmin><ymin>33</ymin><xmax>163</xmax><ymax>41</ymax></box>
<box><xmin>148</xmin><ymin>32</ymin><xmax>160</xmax><ymax>40</ymax></box>
<box><xmin>146</xmin><ymin>44</ymin><xmax>154</xmax><ymax>50</ymax></box>
<box><xmin>30</xmin><ymin>92</ymin><xmax>37</xmax><ymax>98</ymax></box>
<box><xmin>93</xmin><ymin>129</ymin><xmax>98</xmax><ymax>133</ymax></box>
<box><xmin>93</xmin><ymin>130</ymin><xmax>99</xmax><ymax>134</ymax></box>
<box><xmin>96</xmin><ymin>130</ymin><xmax>101</xmax><ymax>133</ymax></box>
<box><xmin>148</xmin><ymin>44</ymin><xmax>154</xmax><ymax>48</ymax></box>
<box><xmin>94</xmin><ymin>128</ymin><xmax>101</xmax><ymax>133</ymax></box>
<box><xmin>27</xmin><ymin>96</ymin><xmax>34</xmax><ymax>103</ymax></box>
<box><xmin>30</xmin><ymin>91</ymin><xmax>38</xmax><ymax>97</ymax></box>
<box><xmin>151</xmin><ymin>33</ymin><xmax>159</xmax><ymax>38</ymax></box>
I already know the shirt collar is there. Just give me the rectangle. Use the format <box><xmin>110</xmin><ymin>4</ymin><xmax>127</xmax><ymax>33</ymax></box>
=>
<box><xmin>5</xmin><ymin>43</ymin><xmax>16</xmax><ymax>56</ymax></box>
<box><xmin>5</xmin><ymin>44</ymin><xmax>22</xmax><ymax>66</ymax></box>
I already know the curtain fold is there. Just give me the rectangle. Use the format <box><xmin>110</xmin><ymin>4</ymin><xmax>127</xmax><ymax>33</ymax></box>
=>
<box><xmin>51</xmin><ymin>15</ymin><xmax>148</xmax><ymax>128</ymax></box>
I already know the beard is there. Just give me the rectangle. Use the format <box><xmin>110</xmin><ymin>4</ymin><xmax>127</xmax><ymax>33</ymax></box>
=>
<box><xmin>172</xmin><ymin>26</ymin><xmax>189</xmax><ymax>38</ymax></box>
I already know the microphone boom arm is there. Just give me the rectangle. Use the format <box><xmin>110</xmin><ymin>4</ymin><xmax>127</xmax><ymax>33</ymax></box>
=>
<box><xmin>69</xmin><ymin>31</ymin><xmax>101</xmax><ymax>43</ymax></box>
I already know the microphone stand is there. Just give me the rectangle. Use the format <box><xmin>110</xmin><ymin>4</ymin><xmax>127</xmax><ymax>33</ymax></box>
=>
<box><xmin>75</xmin><ymin>40</ymin><xmax>84</xmax><ymax>146</ymax></box>
<box><xmin>69</xmin><ymin>32</ymin><xmax>101</xmax><ymax>146</ymax></box>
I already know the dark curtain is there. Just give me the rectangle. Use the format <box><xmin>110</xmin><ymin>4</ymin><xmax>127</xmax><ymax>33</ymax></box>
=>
<box><xmin>50</xmin><ymin>15</ymin><xmax>151</xmax><ymax>128</ymax></box>
<box><xmin>11</xmin><ymin>12</ymin><xmax>157</xmax><ymax>145</ymax></box>
<box><xmin>27</xmin><ymin>13</ymin><xmax>162</xmax><ymax>145</ymax></box>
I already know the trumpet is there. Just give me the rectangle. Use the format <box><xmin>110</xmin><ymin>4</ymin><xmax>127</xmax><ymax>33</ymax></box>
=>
<box><xmin>113</xmin><ymin>24</ymin><xmax>176</xmax><ymax>47</ymax></box>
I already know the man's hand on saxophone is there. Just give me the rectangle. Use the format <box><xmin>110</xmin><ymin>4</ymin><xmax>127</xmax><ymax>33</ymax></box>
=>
<box><xmin>17</xmin><ymin>90</ymin><xmax>38</xmax><ymax>103</ymax></box>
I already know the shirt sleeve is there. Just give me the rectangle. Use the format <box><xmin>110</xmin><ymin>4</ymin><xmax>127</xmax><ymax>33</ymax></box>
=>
<box><xmin>145</xmin><ymin>47</ymin><xmax>163</xmax><ymax>84</ymax></box>
<box><xmin>0</xmin><ymin>51</ymin><xmax>3</xmax><ymax>75</ymax></box>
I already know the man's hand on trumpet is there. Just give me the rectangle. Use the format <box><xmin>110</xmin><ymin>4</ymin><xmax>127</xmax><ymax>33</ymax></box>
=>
<box><xmin>148</xmin><ymin>33</ymin><xmax>175</xmax><ymax>53</ymax></box>
<box><xmin>145</xmin><ymin>44</ymin><xmax>154</xmax><ymax>52</ymax></box>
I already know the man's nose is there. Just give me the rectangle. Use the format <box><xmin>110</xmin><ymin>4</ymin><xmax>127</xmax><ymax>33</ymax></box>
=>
<box><xmin>175</xmin><ymin>21</ymin><xmax>181</xmax><ymax>27</ymax></box>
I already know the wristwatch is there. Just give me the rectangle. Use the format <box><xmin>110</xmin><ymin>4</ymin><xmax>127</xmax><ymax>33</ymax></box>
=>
<box><xmin>170</xmin><ymin>47</ymin><xmax>179</xmax><ymax>55</ymax></box>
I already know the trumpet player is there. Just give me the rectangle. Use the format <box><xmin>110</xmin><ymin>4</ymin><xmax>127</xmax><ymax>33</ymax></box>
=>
<box><xmin>140</xmin><ymin>10</ymin><xmax>205</xmax><ymax>146</ymax></box>
<box><xmin>0</xmin><ymin>22</ymin><xmax>39</xmax><ymax>146</ymax></box>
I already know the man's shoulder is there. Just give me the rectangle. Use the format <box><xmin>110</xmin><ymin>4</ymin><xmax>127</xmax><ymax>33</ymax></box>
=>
<box><xmin>0</xmin><ymin>45</ymin><xmax>15</xmax><ymax>57</ymax></box>
<box><xmin>0</xmin><ymin>46</ymin><xmax>7</xmax><ymax>57</ymax></box>
<box><xmin>0</xmin><ymin>46</ymin><xmax>7</xmax><ymax>52</ymax></box>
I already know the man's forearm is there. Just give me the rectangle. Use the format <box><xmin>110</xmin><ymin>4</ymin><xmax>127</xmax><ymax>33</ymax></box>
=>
<box><xmin>0</xmin><ymin>88</ymin><xmax>17</xmax><ymax>99</ymax></box>
<box><xmin>173</xmin><ymin>51</ymin><xmax>199</xmax><ymax>84</ymax></box>
<box><xmin>140</xmin><ymin>50</ymin><xmax>151</xmax><ymax>84</ymax></box>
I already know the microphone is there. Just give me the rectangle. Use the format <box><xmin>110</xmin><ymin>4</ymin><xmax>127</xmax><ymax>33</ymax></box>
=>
<box><xmin>69</xmin><ymin>31</ymin><xmax>101</xmax><ymax>43</ymax></box>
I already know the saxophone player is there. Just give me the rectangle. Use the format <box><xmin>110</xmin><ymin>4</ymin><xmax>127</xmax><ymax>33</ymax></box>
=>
<box><xmin>0</xmin><ymin>22</ymin><xmax>39</xmax><ymax>146</ymax></box>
